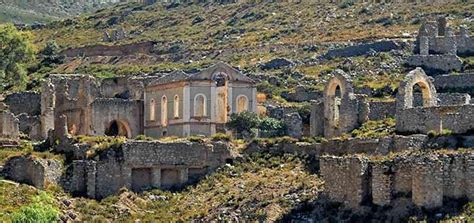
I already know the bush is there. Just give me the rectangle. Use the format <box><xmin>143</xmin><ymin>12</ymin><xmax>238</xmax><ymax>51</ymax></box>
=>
<box><xmin>210</xmin><ymin>133</ymin><xmax>231</xmax><ymax>142</ymax></box>
<box><xmin>259</xmin><ymin>117</ymin><xmax>286</xmax><ymax>138</ymax></box>
<box><xmin>227</xmin><ymin>111</ymin><xmax>260</xmax><ymax>134</ymax></box>
<box><xmin>135</xmin><ymin>134</ymin><xmax>155</xmax><ymax>141</ymax></box>
<box><xmin>11</xmin><ymin>192</ymin><xmax>59</xmax><ymax>223</ymax></box>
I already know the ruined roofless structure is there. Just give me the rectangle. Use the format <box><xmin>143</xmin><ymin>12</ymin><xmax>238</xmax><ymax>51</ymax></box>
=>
<box><xmin>38</xmin><ymin>62</ymin><xmax>256</xmax><ymax>140</ymax></box>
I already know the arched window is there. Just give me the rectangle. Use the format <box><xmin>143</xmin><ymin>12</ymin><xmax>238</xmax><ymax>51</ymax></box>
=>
<box><xmin>174</xmin><ymin>95</ymin><xmax>180</xmax><ymax>118</ymax></box>
<box><xmin>150</xmin><ymin>99</ymin><xmax>156</xmax><ymax>121</ymax></box>
<box><xmin>161</xmin><ymin>96</ymin><xmax>168</xmax><ymax>127</ymax></box>
<box><xmin>334</xmin><ymin>85</ymin><xmax>342</xmax><ymax>126</ymax></box>
<box><xmin>194</xmin><ymin>94</ymin><xmax>206</xmax><ymax>117</ymax></box>
<box><xmin>236</xmin><ymin>95</ymin><xmax>249</xmax><ymax>113</ymax></box>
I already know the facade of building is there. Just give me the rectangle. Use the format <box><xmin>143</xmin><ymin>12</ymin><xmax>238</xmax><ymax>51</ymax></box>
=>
<box><xmin>144</xmin><ymin>62</ymin><xmax>257</xmax><ymax>137</ymax></box>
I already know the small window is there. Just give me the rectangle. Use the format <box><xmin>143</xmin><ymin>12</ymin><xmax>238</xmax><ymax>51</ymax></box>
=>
<box><xmin>194</xmin><ymin>94</ymin><xmax>206</xmax><ymax>117</ymax></box>
<box><xmin>174</xmin><ymin>95</ymin><xmax>180</xmax><ymax>118</ymax></box>
<box><xmin>236</xmin><ymin>95</ymin><xmax>249</xmax><ymax>113</ymax></box>
<box><xmin>150</xmin><ymin>99</ymin><xmax>156</xmax><ymax>121</ymax></box>
<box><xmin>161</xmin><ymin>96</ymin><xmax>168</xmax><ymax>127</ymax></box>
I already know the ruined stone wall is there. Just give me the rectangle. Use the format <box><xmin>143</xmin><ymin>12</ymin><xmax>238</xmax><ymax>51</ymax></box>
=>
<box><xmin>0</xmin><ymin>111</ymin><xmax>20</xmax><ymax>139</ymax></box>
<box><xmin>322</xmin><ymin>40</ymin><xmax>402</xmax><ymax>59</ymax></box>
<box><xmin>3</xmin><ymin>92</ymin><xmax>41</xmax><ymax>116</ymax></box>
<box><xmin>100</xmin><ymin>77</ymin><xmax>145</xmax><ymax>100</ymax></box>
<box><xmin>320</xmin><ymin>156</ymin><xmax>370</xmax><ymax>209</ymax></box>
<box><xmin>437</xmin><ymin>93</ymin><xmax>471</xmax><ymax>106</ymax></box>
<box><xmin>405</xmin><ymin>54</ymin><xmax>463</xmax><ymax>74</ymax></box>
<box><xmin>434</xmin><ymin>73</ymin><xmax>474</xmax><ymax>95</ymax></box>
<box><xmin>1</xmin><ymin>156</ymin><xmax>62</xmax><ymax>189</ymax></box>
<box><xmin>17</xmin><ymin>114</ymin><xmax>42</xmax><ymax>140</ymax></box>
<box><xmin>367</xmin><ymin>101</ymin><xmax>396</xmax><ymax>120</ymax></box>
<box><xmin>321</xmin><ymin>152</ymin><xmax>474</xmax><ymax>210</ymax></box>
<box><xmin>91</xmin><ymin>99</ymin><xmax>143</xmax><ymax>138</ymax></box>
<box><xmin>396</xmin><ymin>104</ymin><xmax>474</xmax><ymax>134</ymax></box>
<box><xmin>67</xmin><ymin>140</ymin><xmax>232</xmax><ymax>199</ymax></box>
<box><xmin>60</xmin><ymin>41</ymin><xmax>156</xmax><ymax>57</ymax></box>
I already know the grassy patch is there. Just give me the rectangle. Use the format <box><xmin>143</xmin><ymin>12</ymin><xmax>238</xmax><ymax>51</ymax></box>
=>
<box><xmin>351</xmin><ymin>118</ymin><xmax>396</xmax><ymax>139</ymax></box>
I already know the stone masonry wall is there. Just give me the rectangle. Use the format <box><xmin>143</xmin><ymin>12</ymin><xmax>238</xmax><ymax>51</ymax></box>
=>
<box><xmin>434</xmin><ymin>73</ymin><xmax>474</xmax><ymax>95</ymax></box>
<box><xmin>3</xmin><ymin>92</ymin><xmax>41</xmax><ymax>116</ymax></box>
<box><xmin>396</xmin><ymin>104</ymin><xmax>474</xmax><ymax>134</ymax></box>
<box><xmin>321</xmin><ymin>152</ymin><xmax>474</xmax><ymax>210</ymax></box>
<box><xmin>367</xmin><ymin>101</ymin><xmax>396</xmax><ymax>120</ymax></box>
<box><xmin>320</xmin><ymin>155</ymin><xmax>370</xmax><ymax>209</ymax></box>
<box><xmin>0</xmin><ymin>110</ymin><xmax>20</xmax><ymax>139</ymax></box>
<box><xmin>1</xmin><ymin>155</ymin><xmax>62</xmax><ymax>189</ymax></box>
<box><xmin>68</xmin><ymin>140</ymin><xmax>232</xmax><ymax>199</ymax></box>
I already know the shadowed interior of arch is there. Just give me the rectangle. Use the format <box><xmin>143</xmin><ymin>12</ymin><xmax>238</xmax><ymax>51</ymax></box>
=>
<box><xmin>411</xmin><ymin>81</ymin><xmax>431</xmax><ymax>108</ymax></box>
<box><xmin>105</xmin><ymin>120</ymin><xmax>130</xmax><ymax>138</ymax></box>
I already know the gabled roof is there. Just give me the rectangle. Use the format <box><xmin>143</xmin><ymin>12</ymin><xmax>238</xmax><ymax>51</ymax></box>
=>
<box><xmin>148</xmin><ymin>62</ymin><xmax>255</xmax><ymax>87</ymax></box>
<box><xmin>187</xmin><ymin>62</ymin><xmax>255</xmax><ymax>83</ymax></box>
<box><xmin>148</xmin><ymin>70</ymin><xmax>190</xmax><ymax>86</ymax></box>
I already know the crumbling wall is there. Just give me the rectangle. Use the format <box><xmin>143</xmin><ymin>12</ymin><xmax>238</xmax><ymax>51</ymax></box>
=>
<box><xmin>396</xmin><ymin>104</ymin><xmax>474</xmax><ymax>134</ymax></box>
<box><xmin>320</xmin><ymin>155</ymin><xmax>370</xmax><ymax>209</ymax></box>
<box><xmin>405</xmin><ymin>54</ymin><xmax>463</xmax><ymax>74</ymax></box>
<box><xmin>67</xmin><ymin>140</ymin><xmax>232</xmax><ymax>199</ymax></box>
<box><xmin>367</xmin><ymin>101</ymin><xmax>396</xmax><ymax>120</ymax></box>
<box><xmin>320</xmin><ymin>152</ymin><xmax>474</xmax><ymax>210</ymax></box>
<box><xmin>0</xmin><ymin>110</ymin><xmax>20</xmax><ymax>139</ymax></box>
<box><xmin>100</xmin><ymin>77</ymin><xmax>145</xmax><ymax>100</ymax></box>
<box><xmin>3</xmin><ymin>92</ymin><xmax>41</xmax><ymax>116</ymax></box>
<box><xmin>434</xmin><ymin>73</ymin><xmax>474</xmax><ymax>95</ymax></box>
<box><xmin>438</xmin><ymin>93</ymin><xmax>471</xmax><ymax>106</ymax></box>
<box><xmin>1</xmin><ymin>155</ymin><xmax>62</xmax><ymax>189</ymax></box>
<box><xmin>17</xmin><ymin>114</ymin><xmax>42</xmax><ymax>140</ymax></box>
<box><xmin>91</xmin><ymin>99</ymin><xmax>143</xmax><ymax>138</ymax></box>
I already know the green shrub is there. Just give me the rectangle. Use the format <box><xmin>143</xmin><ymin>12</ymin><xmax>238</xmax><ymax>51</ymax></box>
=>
<box><xmin>135</xmin><ymin>135</ymin><xmax>155</xmax><ymax>141</ymax></box>
<box><xmin>210</xmin><ymin>133</ymin><xmax>231</xmax><ymax>142</ymax></box>
<box><xmin>187</xmin><ymin>135</ymin><xmax>205</xmax><ymax>143</ymax></box>
<box><xmin>227</xmin><ymin>112</ymin><xmax>260</xmax><ymax>138</ymax></box>
<box><xmin>11</xmin><ymin>192</ymin><xmax>59</xmax><ymax>223</ymax></box>
<box><xmin>259</xmin><ymin>117</ymin><xmax>286</xmax><ymax>138</ymax></box>
<box><xmin>351</xmin><ymin>118</ymin><xmax>396</xmax><ymax>139</ymax></box>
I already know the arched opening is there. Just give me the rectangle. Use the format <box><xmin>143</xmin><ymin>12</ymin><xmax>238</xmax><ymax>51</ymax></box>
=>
<box><xmin>213</xmin><ymin>72</ymin><xmax>228</xmax><ymax>87</ymax></box>
<box><xmin>173</xmin><ymin>95</ymin><xmax>179</xmax><ymax>119</ymax></box>
<box><xmin>411</xmin><ymin>81</ymin><xmax>432</xmax><ymax>108</ymax></box>
<box><xmin>161</xmin><ymin>95</ymin><xmax>168</xmax><ymax>127</ymax></box>
<box><xmin>149</xmin><ymin>99</ymin><xmax>156</xmax><ymax>121</ymax></box>
<box><xmin>236</xmin><ymin>95</ymin><xmax>249</xmax><ymax>113</ymax></box>
<box><xmin>334</xmin><ymin>85</ymin><xmax>342</xmax><ymax>127</ymax></box>
<box><xmin>105</xmin><ymin>120</ymin><xmax>130</xmax><ymax>138</ymax></box>
<box><xmin>194</xmin><ymin>94</ymin><xmax>206</xmax><ymax>117</ymax></box>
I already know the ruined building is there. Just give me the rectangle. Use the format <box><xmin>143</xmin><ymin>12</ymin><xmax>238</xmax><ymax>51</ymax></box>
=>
<box><xmin>37</xmin><ymin>62</ymin><xmax>256</xmax><ymax>140</ymax></box>
<box><xmin>407</xmin><ymin>16</ymin><xmax>473</xmax><ymax>74</ymax></box>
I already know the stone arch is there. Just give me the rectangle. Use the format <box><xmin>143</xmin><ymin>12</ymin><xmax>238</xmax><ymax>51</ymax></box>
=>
<box><xmin>161</xmin><ymin>95</ymin><xmax>168</xmax><ymax>127</ymax></box>
<box><xmin>323</xmin><ymin>69</ymin><xmax>354</xmax><ymax>129</ymax></box>
<box><xmin>397</xmin><ymin>68</ymin><xmax>437</xmax><ymax>109</ymax></box>
<box><xmin>105</xmin><ymin>120</ymin><xmax>131</xmax><ymax>138</ymax></box>
<box><xmin>194</xmin><ymin>94</ymin><xmax>207</xmax><ymax>117</ymax></box>
<box><xmin>236</xmin><ymin>95</ymin><xmax>249</xmax><ymax>113</ymax></box>
<box><xmin>173</xmin><ymin>95</ymin><xmax>179</xmax><ymax>118</ymax></box>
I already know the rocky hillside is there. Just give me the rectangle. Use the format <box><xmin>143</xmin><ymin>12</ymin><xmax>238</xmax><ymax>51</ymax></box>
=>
<box><xmin>23</xmin><ymin>1</ymin><xmax>472</xmax><ymax>102</ymax></box>
<box><xmin>0</xmin><ymin>0</ymin><xmax>136</xmax><ymax>24</ymax></box>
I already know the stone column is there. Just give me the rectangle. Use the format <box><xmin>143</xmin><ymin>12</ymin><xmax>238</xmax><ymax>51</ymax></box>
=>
<box><xmin>420</xmin><ymin>36</ymin><xmax>429</xmax><ymax>55</ymax></box>
<box><xmin>151</xmin><ymin>167</ymin><xmax>161</xmax><ymax>188</ymax></box>
<box><xmin>446</xmin><ymin>27</ymin><xmax>457</xmax><ymax>55</ymax></box>
<box><xmin>251</xmin><ymin>87</ymin><xmax>257</xmax><ymax>113</ymax></box>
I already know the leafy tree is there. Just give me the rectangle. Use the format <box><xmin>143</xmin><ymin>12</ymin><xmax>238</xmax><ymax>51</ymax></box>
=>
<box><xmin>40</xmin><ymin>40</ymin><xmax>64</xmax><ymax>67</ymax></box>
<box><xmin>0</xmin><ymin>24</ymin><xmax>35</xmax><ymax>91</ymax></box>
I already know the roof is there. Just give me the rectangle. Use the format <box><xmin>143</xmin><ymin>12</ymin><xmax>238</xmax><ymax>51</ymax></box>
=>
<box><xmin>148</xmin><ymin>62</ymin><xmax>255</xmax><ymax>87</ymax></box>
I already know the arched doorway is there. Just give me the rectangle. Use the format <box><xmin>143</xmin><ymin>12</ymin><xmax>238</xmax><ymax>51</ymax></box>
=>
<box><xmin>105</xmin><ymin>120</ymin><xmax>131</xmax><ymax>138</ymax></box>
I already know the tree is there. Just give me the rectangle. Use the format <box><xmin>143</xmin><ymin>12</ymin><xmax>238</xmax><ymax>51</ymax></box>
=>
<box><xmin>259</xmin><ymin>117</ymin><xmax>287</xmax><ymax>138</ymax></box>
<box><xmin>0</xmin><ymin>24</ymin><xmax>35</xmax><ymax>91</ymax></box>
<box><xmin>40</xmin><ymin>40</ymin><xmax>64</xmax><ymax>67</ymax></box>
<box><xmin>227</xmin><ymin>111</ymin><xmax>260</xmax><ymax>139</ymax></box>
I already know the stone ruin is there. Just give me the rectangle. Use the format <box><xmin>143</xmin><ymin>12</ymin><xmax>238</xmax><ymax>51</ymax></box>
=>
<box><xmin>2</xmin><ymin>140</ymin><xmax>232</xmax><ymax>199</ymax></box>
<box><xmin>396</xmin><ymin>68</ymin><xmax>474</xmax><ymax>135</ymax></box>
<box><xmin>310</xmin><ymin>69</ymin><xmax>396</xmax><ymax>138</ymax></box>
<box><xmin>407</xmin><ymin>16</ymin><xmax>473</xmax><ymax>74</ymax></box>
<box><xmin>321</xmin><ymin>151</ymin><xmax>474</xmax><ymax>211</ymax></box>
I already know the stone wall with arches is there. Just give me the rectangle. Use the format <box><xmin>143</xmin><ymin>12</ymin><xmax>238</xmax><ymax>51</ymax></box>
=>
<box><xmin>91</xmin><ymin>99</ymin><xmax>143</xmax><ymax>138</ymax></box>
